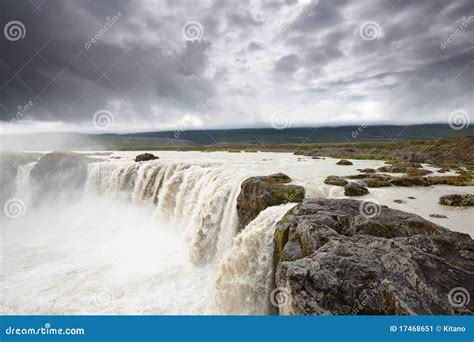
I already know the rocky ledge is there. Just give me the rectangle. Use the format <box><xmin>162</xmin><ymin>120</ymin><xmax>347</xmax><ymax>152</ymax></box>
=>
<box><xmin>135</xmin><ymin>153</ymin><xmax>159</xmax><ymax>162</ymax></box>
<box><xmin>273</xmin><ymin>198</ymin><xmax>474</xmax><ymax>315</ymax></box>
<box><xmin>236</xmin><ymin>173</ymin><xmax>305</xmax><ymax>231</ymax></box>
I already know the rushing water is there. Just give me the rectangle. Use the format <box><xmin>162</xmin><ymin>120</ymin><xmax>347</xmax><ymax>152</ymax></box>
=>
<box><xmin>1</xmin><ymin>151</ymin><xmax>472</xmax><ymax>314</ymax></box>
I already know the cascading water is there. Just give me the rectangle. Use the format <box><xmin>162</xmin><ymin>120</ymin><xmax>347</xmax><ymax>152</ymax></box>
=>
<box><xmin>210</xmin><ymin>203</ymin><xmax>296</xmax><ymax>315</ymax></box>
<box><xmin>1</xmin><ymin>153</ymin><xmax>294</xmax><ymax>314</ymax></box>
<box><xmin>3</xmin><ymin>151</ymin><xmax>471</xmax><ymax>315</ymax></box>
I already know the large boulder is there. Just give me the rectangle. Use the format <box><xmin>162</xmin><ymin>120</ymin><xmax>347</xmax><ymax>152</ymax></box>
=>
<box><xmin>336</xmin><ymin>159</ymin><xmax>353</xmax><ymax>166</ymax></box>
<box><xmin>324</xmin><ymin>176</ymin><xmax>348</xmax><ymax>187</ymax></box>
<box><xmin>344</xmin><ymin>182</ymin><xmax>369</xmax><ymax>196</ymax></box>
<box><xmin>236</xmin><ymin>173</ymin><xmax>305</xmax><ymax>231</ymax></box>
<box><xmin>135</xmin><ymin>153</ymin><xmax>159</xmax><ymax>162</ymax></box>
<box><xmin>274</xmin><ymin>198</ymin><xmax>474</xmax><ymax>315</ymax></box>
<box><xmin>439</xmin><ymin>194</ymin><xmax>474</xmax><ymax>207</ymax></box>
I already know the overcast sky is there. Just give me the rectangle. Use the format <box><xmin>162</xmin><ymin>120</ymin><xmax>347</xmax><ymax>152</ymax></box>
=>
<box><xmin>0</xmin><ymin>0</ymin><xmax>472</xmax><ymax>133</ymax></box>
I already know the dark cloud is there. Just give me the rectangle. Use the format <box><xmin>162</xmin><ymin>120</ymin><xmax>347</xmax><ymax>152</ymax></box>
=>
<box><xmin>0</xmin><ymin>0</ymin><xmax>472</xmax><ymax>132</ymax></box>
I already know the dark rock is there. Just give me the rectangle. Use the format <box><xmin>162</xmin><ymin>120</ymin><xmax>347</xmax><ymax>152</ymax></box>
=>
<box><xmin>437</xmin><ymin>168</ymin><xmax>450</xmax><ymax>173</ymax></box>
<box><xmin>406</xmin><ymin>168</ymin><xmax>432</xmax><ymax>176</ymax></box>
<box><xmin>274</xmin><ymin>198</ymin><xmax>474</xmax><ymax>315</ymax></box>
<box><xmin>344</xmin><ymin>182</ymin><xmax>369</xmax><ymax>196</ymax></box>
<box><xmin>428</xmin><ymin>175</ymin><xmax>473</xmax><ymax>186</ymax></box>
<box><xmin>236</xmin><ymin>173</ymin><xmax>305</xmax><ymax>231</ymax></box>
<box><xmin>135</xmin><ymin>153</ymin><xmax>159</xmax><ymax>162</ymax></box>
<box><xmin>390</xmin><ymin>176</ymin><xmax>429</xmax><ymax>187</ymax></box>
<box><xmin>429</xmin><ymin>214</ymin><xmax>448</xmax><ymax>219</ymax></box>
<box><xmin>364</xmin><ymin>177</ymin><xmax>392</xmax><ymax>188</ymax></box>
<box><xmin>358</xmin><ymin>168</ymin><xmax>376</xmax><ymax>173</ymax></box>
<box><xmin>378</xmin><ymin>162</ymin><xmax>423</xmax><ymax>173</ymax></box>
<box><xmin>439</xmin><ymin>194</ymin><xmax>474</xmax><ymax>207</ymax></box>
<box><xmin>407</xmin><ymin>196</ymin><xmax>416</xmax><ymax>199</ymax></box>
<box><xmin>336</xmin><ymin>159</ymin><xmax>353</xmax><ymax>165</ymax></box>
<box><xmin>324</xmin><ymin>176</ymin><xmax>348</xmax><ymax>187</ymax></box>
<box><xmin>393</xmin><ymin>199</ymin><xmax>404</xmax><ymax>204</ymax></box>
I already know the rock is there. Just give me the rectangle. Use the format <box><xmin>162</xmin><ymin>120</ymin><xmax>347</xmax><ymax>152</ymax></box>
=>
<box><xmin>236</xmin><ymin>173</ymin><xmax>305</xmax><ymax>231</ymax></box>
<box><xmin>407</xmin><ymin>196</ymin><xmax>416</xmax><ymax>199</ymax></box>
<box><xmin>324</xmin><ymin>176</ymin><xmax>348</xmax><ymax>187</ymax></box>
<box><xmin>393</xmin><ymin>199</ymin><xmax>404</xmax><ymax>204</ymax></box>
<box><xmin>428</xmin><ymin>175</ymin><xmax>473</xmax><ymax>186</ymax></box>
<box><xmin>406</xmin><ymin>168</ymin><xmax>432</xmax><ymax>176</ymax></box>
<box><xmin>377</xmin><ymin>162</ymin><xmax>423</xmax><ymax>173</ymax></box>
<box><xmin>336</xmin><ymin>159</ymin><xmax>353</xmax><ymax>165</ymax></box>
<box><xmin>358</xmin><ymin>168</ymin><xmax>376</xmax><ymax>173</ymax></box>
<box><xmin>429</xmin><ymin>214</ymin><xmax>448</xmax><ymax>219</ymax></box>
<box><xmin>437</xmin><ymin>168</ymin><xmax>450</xmax><ymax>173</ymax></box>
<box><xmin>390</xmin><ymin>176</ymin><xmax>429</xmax><ymax>187</ymax></box>
<box><xmin>439</xmin><ymin>194</ymin><xmax>474</xmax><ymax>207</ymax></box>
<box><xmin>274</xmin><ymin>198</ymin><xmax>474</xmax><ymax>315</ymax></box>
<box><xmin>364</xmin><ymin>178</ymin><xmax>392</xmax><ymax>188</ymax></box>
<box><xmin>135</xmin><ymin>153</ymin><xmax>159</xmax><ymax>162</ymax></box>
<box><xmin>30</xmin><ymin>151</ymin><xmax>96</xmax><ymax>202</ymax></box>
<box><xmin>344</xmin><ymin>182</ymin><xmax>369</xmax><ymax>196</ymax></box>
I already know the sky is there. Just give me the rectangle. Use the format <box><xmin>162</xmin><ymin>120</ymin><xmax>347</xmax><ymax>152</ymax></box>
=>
<box><xmin>0</xmin><ymin>0</ymin><xmax>473</xmax><ymax>133</ymax></box>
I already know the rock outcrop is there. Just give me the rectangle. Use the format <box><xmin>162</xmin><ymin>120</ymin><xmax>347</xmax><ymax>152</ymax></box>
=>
<box><xmin>30</xmin><ymin>151</ymin><xmax>96</xmax><ymax>202</ymax></box>
<box><xmin>439</xmin><ymin>194</ymin><xmax>474</xmax><ymax>207</ymax></box>
<box><xmin>344</xmin><ymin>182</ymin><xmax>369</xmax><ymax>196</ymax></box>
<box><xmin>274</xmin><ymin>198</ymin><xmax>474</xmax><ymax>315</ymax></box>
<box><xmin>324</xmin><ymin>176</ymin><xmax>348</xmax><ymax>187</ymax></box>
<box><xmin>135</xmin><ymin>153</ymin><xmax>159</xmax><ymax>162</ymax></box>
<box><xmin>336</xmin><ymin>159</ymin><xmax>353</xmax><ymax>165</ymax></box>
<box><xmin>236</xmin><ymin>173</ymin><xmax>305</xmax><ymax>231</ymax></box>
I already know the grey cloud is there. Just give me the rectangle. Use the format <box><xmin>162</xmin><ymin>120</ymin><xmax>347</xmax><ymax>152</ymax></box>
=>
<box><xmin>0</xmin><ymin>0</ymin><xmax>472</xmax><ymax>132</ymax></box>
<box><xmin>274</xmin><ymin>54</ymin><xmax>299</xmax><ymax>74</ymax></box>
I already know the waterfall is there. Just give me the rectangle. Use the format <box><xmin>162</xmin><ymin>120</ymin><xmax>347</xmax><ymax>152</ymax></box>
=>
<box><xmin>84</xmin><ymin>160</ymin><xmax>249</xmax><ymax>265</ymax></box>
<box><xmin>1</xmin><ymin>152</ymin><xmax>298</xmax><ymax>314</ymax></box>
<box><xmin>210</xmin><ymin>203</ymin><xmax>296</xmax><ymax>315</ymax></box>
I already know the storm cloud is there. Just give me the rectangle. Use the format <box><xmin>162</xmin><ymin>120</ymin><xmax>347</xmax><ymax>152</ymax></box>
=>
<box><xmin>0</xmin><ymin>0</ymin><xmax>472</xmax><ymax>133</ymax></box>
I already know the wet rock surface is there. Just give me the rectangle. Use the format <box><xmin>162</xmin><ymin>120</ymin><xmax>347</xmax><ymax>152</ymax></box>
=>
<box><xmin>274</xmin><ymin>198</ymin><xmax>474</xmax><ymax>315</ymax></box>
<box><xmin>236</xmin><ymin>173</ymin><xmax>305</xmax><ymax>231</ymax></box>
<box><xmin>336</xmin><ymin>159</ymin><xmax>353</xmax><ymax>165</ymax></box>
<box><xmin>135</xmin><ymin>153</ymin><xmax>159</xmax><ymax>162</ymax></box>
<box><xmin>324</xmin><ymin>176</ymin><xmax>348</xmax><ymax>187</ymax></box>
<box><xmin>344</xmin><ymin>182</ymin><xmax>369</xmax><ymax>196</ymax></box>
<box><xmin>439</xmin><ymin>194</ymin><xmax>474</xmax><ymax>207</ymax></box>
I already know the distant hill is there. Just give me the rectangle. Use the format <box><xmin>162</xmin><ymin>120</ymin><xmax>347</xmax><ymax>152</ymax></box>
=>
<box><xmin>1</xmin><ymin>124</ymin><xmax>472</xmax><ymax>150</ymax></box>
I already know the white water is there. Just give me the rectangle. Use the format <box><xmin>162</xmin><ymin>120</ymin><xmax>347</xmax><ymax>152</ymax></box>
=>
<box><xmin>1</xmin><ymin>151</ymin><xmax>473</xmax><ymax>315</ymax></box>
